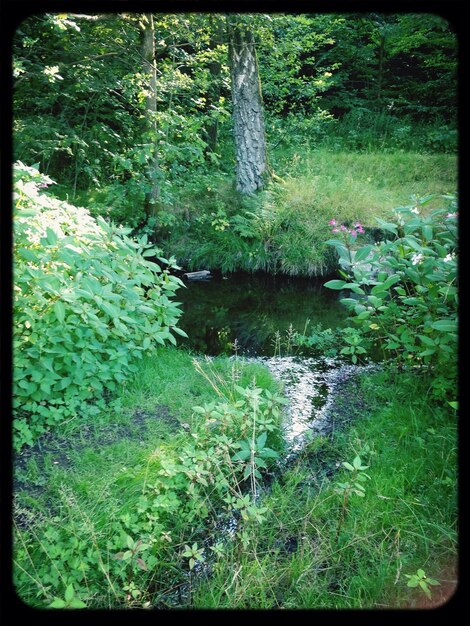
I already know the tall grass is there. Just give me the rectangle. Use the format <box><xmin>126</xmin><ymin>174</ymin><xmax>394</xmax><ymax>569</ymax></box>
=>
<box><xmin>161</xmin><ymin>148</ymin><xmax>457</xmax><ymax>276</ymax></box>
<box><xmin>192</xmin><ymin>369</ymin><xmax>458</xmax><ymax>609</ymax></box>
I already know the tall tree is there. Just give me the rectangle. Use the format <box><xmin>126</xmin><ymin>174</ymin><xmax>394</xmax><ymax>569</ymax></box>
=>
<box><xmin>140</xmin><ymin>13</ymin><xmax>160</xmax><ymax>217</ymax></box>
<box><xmin>227</xmin><ymin>17</ymin><xmax>268</xmax><ymax>195</ymax></box>
<box><xmin>203</xmin><ymin>15</ymin><xmax>225</xmax><ymax>155</ymax></box>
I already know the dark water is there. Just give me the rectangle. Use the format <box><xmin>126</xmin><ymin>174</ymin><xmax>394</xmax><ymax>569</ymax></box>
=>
<box><xmin>176</xmin><ymin>272</ymin><xmax>348</xmax><ymax>356</ymax></box>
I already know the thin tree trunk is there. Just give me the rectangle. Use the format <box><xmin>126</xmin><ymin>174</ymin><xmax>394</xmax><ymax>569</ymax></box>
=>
<box><xmin>141</xmin><ymin>13</ymin><xmax>160</xmax><ymax>217</ymax></box>
<box><xmin>376</xmin><ymin>33</ymin><xmax>385</xmax><ymax>105</ymax></box>
<box><xmin>204</xmin><ymin>16</ymin><xmax>224</xmax><ymax>155</ymax></box>
<box><xmin>227</xmin><ymin>21</ymin><xmax>268</xmax><ymax>195</ymax></box>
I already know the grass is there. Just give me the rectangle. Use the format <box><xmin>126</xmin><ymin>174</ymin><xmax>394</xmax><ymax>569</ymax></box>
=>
<box><xmin>191</xmin><ymin>368</ymin><xmax>458</xmax><ymax>609</ymax></box>
<box><xmin>13</xmin><ymin>350</ymin><xmax>458</xmax><ymax>609</ymax></box>
<box><xmin>161</xmin><ymin>147</ymin><xmax>457</xmax><ymax>276</ymax></box>
<box><xmin>13</xmin><ymin>347</ymin><xmax>282</xmax><ymax>609</ymax></box>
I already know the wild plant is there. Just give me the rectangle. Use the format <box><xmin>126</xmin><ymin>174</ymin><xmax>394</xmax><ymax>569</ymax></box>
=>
<box><xmin>325</xmin><ymin>194</ymin><xmax>458</xmax><ymax>400</ymax></box>
<box><xmin>13</xmin><ymin>162</ymin><xmax>187</xmax><ymax>450</ymax></box>
<box><xmin>334</xmin><ymin>455</ymin><xmax>371</xmax><ymax>542</ymax></box>
<box><xmin>404</xmin><ymin>568</ymin><xmax>440</xmax><ymax>600</ymax></box>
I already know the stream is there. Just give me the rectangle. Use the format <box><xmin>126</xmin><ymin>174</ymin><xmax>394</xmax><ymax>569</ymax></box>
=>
<box><xmin>159</xmin><ymin>272</ymin><xmax>377</xmax><ymax>607</ymax></box>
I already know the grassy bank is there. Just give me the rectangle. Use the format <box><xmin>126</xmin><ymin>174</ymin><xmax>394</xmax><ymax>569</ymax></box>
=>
<box><xmin>13</xmin><ymin>347</ymin><xmax>284</xmax><ymax>609</ymax></box>
<box><xmin>159</xmin><ymin>149</ymin><xmax>457</xmax><ymax>276</ymax></box>
<box><xmin>192</xmin><ymin>368</ymin><xmax>458</xmax><ymax>609</ymax></box>
<box><xmin>13</xmin><ymin>349</ymin><xmax>458</xmax><ymax>609</ymax></box>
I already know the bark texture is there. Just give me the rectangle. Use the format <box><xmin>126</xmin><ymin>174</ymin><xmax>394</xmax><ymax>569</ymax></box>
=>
<box><xmin>141</xmin><ymin>13</ymin><xmax>160</xmax><ymax>216</ymax></box>
<box><xmin>228</xmin><ymin>24</ymin><xmax>267</xmax><ymax>195</ymax></box>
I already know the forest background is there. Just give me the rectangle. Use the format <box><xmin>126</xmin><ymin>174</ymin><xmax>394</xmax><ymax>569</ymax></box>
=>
<box><xmin>12</xmin><ymin>11</ymin><xmax>458</xmax><ymax>276</ymax></box>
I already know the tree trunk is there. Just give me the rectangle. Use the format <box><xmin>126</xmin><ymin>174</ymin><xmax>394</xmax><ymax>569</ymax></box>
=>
<box><xmin>376</xmin><ymin>33</ymin><xmax>386</xmax><ymax>105</ymax></box>
<box><xmin>141</xmin><ymin>13</ymin><xmax>160</xmax><ymax>217</ymax></box>
<box><xmin>204</xmin><ymin>17</ymin><xmax>224</xmax><ymax>155</ymax></box>
<box><xmin>228</xmin><ymin>21</ymin><xmax>268</xmax><ymax>195</ymax></box>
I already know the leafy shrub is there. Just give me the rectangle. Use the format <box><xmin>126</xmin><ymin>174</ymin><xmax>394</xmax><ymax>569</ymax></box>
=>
<box><xmin>325</xmin><ymin>195</ymin><xmax>458</xmax><ymax>399</ymax></box>
<box><xmin>13</xmin><ymin>162</ymin><xmax>187</xmax><ymax>449</ymax></box>
<box><xmin>14</xmin><ymin>377</ymin><xmax>287</xmax><ymax>608</ymax></box>
<box><xmin>292</xmin><ymin>322</ymin><xmax>340</xmax><ymax>357</ymax></box>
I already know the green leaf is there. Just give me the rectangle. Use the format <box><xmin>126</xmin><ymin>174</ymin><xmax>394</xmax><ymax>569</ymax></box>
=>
<box><xmin>349</xmin><ymin>284</ymin><xmax>366</xmax><ymax>295</ymax></box>
<box><xmin>172</xmin><ymin>326</ymin><xmax>188</xmax><ymax>337</ymax></box>
<box><xmin>46</xmin><ymin>227</ymin><xmax>58</xmax><ymax>245</ymax></box>
<box><xmin>402</xmin><ymin>297</ymin><xmax>423</xmax><ymax>306</ymax></box>
<box><xmin>382</xmin><ymin>274</ymin><xmax>401</xmax><ymax>289</ymax></box>
<box><xmin>260</xmin><ymin>447</ymin><xmax>279</xmax><ymax>459</ymax></box>
<box><xmin>256</xmin><ymin>431</ymin><xmax>267</xmax><ymax>449</ymax></box>
<box><xmin>69</xmin><ymin>598</ymin><xmax>87</xmax><ymax>609</ymax></box>
<box><xmin>375</xmin><ymin>218</ymin><xmax>398</xmax><ymax>235</ymax></box>
<box><xmin>422</xmin><ymin>225</ymin><xmax>433</xmax><ymax>241</ymax></box>
<box><xmin>324</xmin><ymin>279</ymin><xmax>347</xmax><ymax>290</ymax></box>
<box><xmin>49</xmin><ymin>598</ymin><xmax>66</xmax><ymax>608</ymax></box>
<box><xmin>343</xmin><ymin>462</ymin><xmax>355</xmax><ymax>471</ymax></box>
<box><xmin>243</xmin><ymin>465</ymin><xmax>253</xmax><ymax>480</ymax></box>
<box><xmin>233</xmin><ymin>449</ymin><xmax>251</xmax><ymax>462</ymax></box>
<box><xmin>53</xmin><ymin>301</ymin><xmax>66</xmax><ymax>323</ymax></box>
<box><xmin>353</xmin><ymin>456</ymin><xmax>362</xmax><ymax>469</ymax></box>
<box><xmin>367</xmin><ymin>295</ymin><xmax>382</xmax><ymax>307</ymax></box>
<box><xmin>418</xmin><ymin>349</ymin><xmax>436</xmax><ymax>357</ymax></box>
<box><xmin>432</xmin><ymin>319</ymin><xmax>457</xmax><ymax>333</ymax></box>
<box><xmin>419</xmin><ymin>580</ymin><xmax>432</xmax><ymax>598</ymax></box>
<box><xmin>64</xmin><ymin>584</ymin><xmax>74</xmax><ymax>602</ymax></box>
<box><xmin>354</xmin><ymin>245</ymin><xmax>373</xmax><ymax>262</ymax></box>
<box><xmin>100</xmin><ymin>300</ymin><xmax>120</xmax><ymax>318</ymax></box>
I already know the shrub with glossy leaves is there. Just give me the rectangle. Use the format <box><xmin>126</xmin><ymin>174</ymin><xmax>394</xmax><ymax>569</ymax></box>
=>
<box><xmin>13</xmin><ymin>162</ymin><xmax>186</xmax><ymax>449</ymax></box>
<box><xmin>325</xmin><ymin>195</ymin><xmax>458</xmax><ymax>400</ymax></box>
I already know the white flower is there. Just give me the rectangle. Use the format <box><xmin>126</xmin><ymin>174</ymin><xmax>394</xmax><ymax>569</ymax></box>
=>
<box><xmin>411</xmin><ymin>253</ymin><xmax>424</xmax><ymax>265</ymax></box>
<box><xmin>443</xmin><ymin>253</ymin><xmax>455</xmax><ymax>262</ymax></box>
<box><xmin>411</xmin><ymin>207</ymin><xmax>420</xmax><ymax>215</ymax></box>
<box><xmin>446</xmin><ymin>212</ymin><xmax>457</xmax><ymax>219</ymax></box>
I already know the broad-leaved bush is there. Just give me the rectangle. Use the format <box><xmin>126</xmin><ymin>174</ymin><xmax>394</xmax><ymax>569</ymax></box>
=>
<box><xmin>13</xmin><ymin>162</ymin><xmax>186</xmax><ymax>450</ymax></box>
<box><xmin>325</xmin><ymin>195</ymin><xmax>458</xmax><ymax>400</ymax></box>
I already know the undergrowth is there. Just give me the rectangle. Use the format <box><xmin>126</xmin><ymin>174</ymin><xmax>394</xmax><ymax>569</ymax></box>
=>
<box><xmin>191</xmin><ymin>369</ymin><xmax>458</xmax><ymax>609</ymax></box>
<box><xmin>13</xmin><ymin>348</ymin><xmax>286</xmax><ymax>609</ymax></box>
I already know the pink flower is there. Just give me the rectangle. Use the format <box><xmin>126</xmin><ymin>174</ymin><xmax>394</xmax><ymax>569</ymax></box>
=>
<box><xmin>332</xmin><ymin>228</ymin><xmax>339</xmax><ymax>233</ymax></box>
<box><xmin>350</xmin><ymin>229</ymin><xmax>357</xmax><ymax>237</ymax></box>
<box><xmin>340</xmin><ymin>225</ymin><xmax>347</xmax><ymax>232</ymax></box>
<box><xmin>328</xmin><ymin>219</ymin><xmax>337</xmax><ymax>226</ymax></box>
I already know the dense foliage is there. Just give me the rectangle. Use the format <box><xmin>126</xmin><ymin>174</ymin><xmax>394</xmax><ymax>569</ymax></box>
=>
<box><xmin>324</xmin><ymin>194</ymin><xmax>458</xmax><ymax>400</ymax></box>
<box><xmin>13</xmin><ymin>12</ymin><xmax>457</xmax><ymax>239</ymax></box>
<box><xmin>13</xmin><ymin>162</ymin><xmax>186</xmax><ymax>449</ymax></box>
<box><xmin>11</xmin><ymin>10</ymin><xmax>458</xmax><ymax>611</ymax></box>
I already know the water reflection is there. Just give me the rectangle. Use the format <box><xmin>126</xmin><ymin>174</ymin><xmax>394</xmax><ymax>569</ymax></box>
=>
<box><xmin>177</xmin><ymin>272</ymin><xmax>348</xmax><ymax>356</ymax></box>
